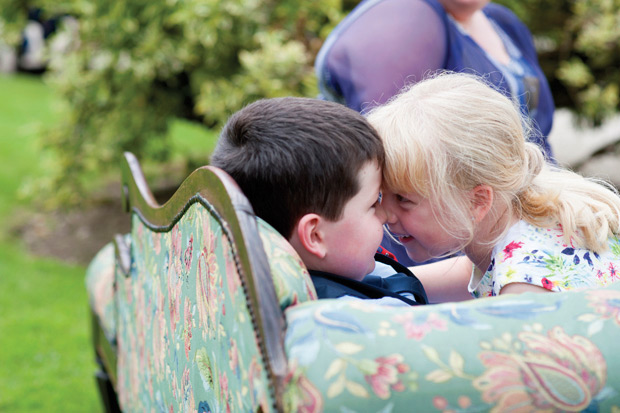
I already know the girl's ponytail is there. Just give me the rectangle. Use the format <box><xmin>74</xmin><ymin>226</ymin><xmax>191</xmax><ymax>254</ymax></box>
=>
<box><xmin>518</xmin><ymin>142</ymin><xmax>620</xmax><ymax>253</ymax></box>
<box><xmin>516</xmin><ymin>142</ymin><xmax>558</xmax><ymax>226</ymax></box>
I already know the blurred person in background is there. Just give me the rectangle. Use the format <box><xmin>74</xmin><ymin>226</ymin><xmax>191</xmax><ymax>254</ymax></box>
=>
<box><xmin>315</xmin><ymin>0</ymin><xmax>556</xmax><ymax>265</ymax></box>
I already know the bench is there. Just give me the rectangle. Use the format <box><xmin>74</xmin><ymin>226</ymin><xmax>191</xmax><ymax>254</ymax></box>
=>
<box><xmin>86</xmin><ymin>152</ymin><xmax>620</xmax><ymax>412</ymax></box>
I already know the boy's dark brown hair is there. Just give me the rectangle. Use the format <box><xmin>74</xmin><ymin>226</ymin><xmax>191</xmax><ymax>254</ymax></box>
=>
<box><xmin>210</xmin><ymin>97</ymin><xmax>385</xmax><ymax>239</ymax></box>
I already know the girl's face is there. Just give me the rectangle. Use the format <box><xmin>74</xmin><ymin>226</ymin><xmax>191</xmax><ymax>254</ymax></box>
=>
<box><xmin>381</xmin><ymin>187</ymin><xmax>464</xmax><ymax>262</ymax></box>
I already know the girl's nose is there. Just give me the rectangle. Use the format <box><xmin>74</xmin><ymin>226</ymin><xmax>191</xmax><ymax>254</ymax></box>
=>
<box><xmin>384</xmin><ymin>206</ymin><xmax>397</xmax><ymax>225</ymax></box>
<box><xmin>380</xmin><ymin>196</ymin><xmax>397</xmax><ymax>225</ymax></box>
<box><xmin>375</xmin><ymin>203</ymin><xmax>388</xmax><ymax>224</ymax></box>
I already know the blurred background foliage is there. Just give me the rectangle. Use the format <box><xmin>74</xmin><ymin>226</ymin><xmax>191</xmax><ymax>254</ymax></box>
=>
<box><xmin>1</xmin><ymin>0</ymin><xmax>619</xmax><ymax>206</ymax></box>
<box><xmin>496</xmin><ymin>0</ymin><xmax>620</xmax><ymax>125</ymax></box>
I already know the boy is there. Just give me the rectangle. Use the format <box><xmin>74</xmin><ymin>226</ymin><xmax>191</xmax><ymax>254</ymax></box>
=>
<box><xmin>210</xmin><ymin>97</ymin><xmax>427</xmax><ymax>305</ymax></box>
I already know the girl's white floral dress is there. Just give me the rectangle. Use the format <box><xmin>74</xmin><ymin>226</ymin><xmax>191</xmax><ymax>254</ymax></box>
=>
<box><xmin>469</xmin><ymin>220</ymin><xmax>620</xmax><ymax>297</ymax></box>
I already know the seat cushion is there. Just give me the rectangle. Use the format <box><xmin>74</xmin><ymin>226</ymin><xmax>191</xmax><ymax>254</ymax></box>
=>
<box><xmin>282</xmin><ymin>283</ymin><xmax>620</xmax><ymax>411</ymax></box>
<box><xmin>85</xmin><ymin>241</ymin><xmax>118</xmax><ymax>343</ymax></box>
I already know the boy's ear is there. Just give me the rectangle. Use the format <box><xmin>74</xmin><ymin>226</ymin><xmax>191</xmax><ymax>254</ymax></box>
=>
<box><xmin>471</xmin><ymin>184</ymin><xmax>494</xmax><ymax>222</ymax></box>
<box><xmin>295</xmin><ymin>213</ymin><xmax>327</xmax><ymax>259</ymax></box>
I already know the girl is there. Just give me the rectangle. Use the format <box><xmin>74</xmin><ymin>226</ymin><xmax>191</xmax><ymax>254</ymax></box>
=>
<box><xmin>368</xmin><ymin>72</ymin><xmax>620</xmax><ymax>297</ymax></box>
<box><xmin>315</xmin><ymin>0</ymin><xmax>557</xmax><ymax>267</ymax></box>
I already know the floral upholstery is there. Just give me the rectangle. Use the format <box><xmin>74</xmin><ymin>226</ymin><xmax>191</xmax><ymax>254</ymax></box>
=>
<box><xmin>87</xmin><ymin>162</ymin><xmax>620</xmax><ymax>412</ymax></box>
<box><xmin>282</xmin><ymin>284</ymin><xmax>620</xmax><ymax>412</ymax></box>
<box><xmin>87</xmin><ymin>218</ymin><xmax>316</xmax><ymax>353</ymax></box>
<box><xmin>85</xmin><ymin>241</ymin><xmax>117</xmax><ymax>343</ymax></box>
<box><xmin>256</xmin><ymin>218</ymin><xmax>317</xmax><ymax>309</ymax></box>
<box><xmin>115</xmin><ymin>203</ymin><xmax>316</xmax><ymax>412</ymax></box>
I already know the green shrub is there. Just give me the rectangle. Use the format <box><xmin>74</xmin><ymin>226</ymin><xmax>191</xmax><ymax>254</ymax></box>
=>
<box><xmin>2</xmin><ymin>0</ymin><xmax>619</xmax><ymax>205</ymax></box>
<box><xmin>497</xmin><ymin>0</ymin><xmax>620</xmax><ymax>125</ymax></box>
<box><xmin>1</xmin><ymin>0</ymin><xmax>344</xmax><ymax>205</ymax></box>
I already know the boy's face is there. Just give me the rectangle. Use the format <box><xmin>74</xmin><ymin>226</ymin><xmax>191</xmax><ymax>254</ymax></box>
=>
<box><xmin>320</xmin><ymin>161</ymin><xmax>386</xmax><ymax>281</ymax></box>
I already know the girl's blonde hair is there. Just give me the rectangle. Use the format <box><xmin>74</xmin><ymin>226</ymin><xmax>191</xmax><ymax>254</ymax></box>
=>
<box><xmin>367</xmin><ymin>72</ymin><xmax>620</xmax><ymax>253</ymax></box>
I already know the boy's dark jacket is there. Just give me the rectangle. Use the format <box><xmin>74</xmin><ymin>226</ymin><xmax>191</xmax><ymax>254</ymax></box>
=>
<box><xmin>309</xmin><ymin>253</ymin><xmax>428</xmax><ymax>306</ymax></box>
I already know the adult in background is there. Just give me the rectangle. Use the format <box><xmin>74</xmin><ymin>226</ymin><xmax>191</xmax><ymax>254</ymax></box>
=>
<box><xmin>315</xmin><ymin>0</ymin><xmax>556</xmax><ymax>265</ymax></box>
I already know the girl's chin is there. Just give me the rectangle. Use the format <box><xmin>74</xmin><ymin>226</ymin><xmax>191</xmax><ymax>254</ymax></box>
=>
<box><xmin>404</xmin><ymin>247</ymin><xmax>434</xmax><ymax>263</ymax></box>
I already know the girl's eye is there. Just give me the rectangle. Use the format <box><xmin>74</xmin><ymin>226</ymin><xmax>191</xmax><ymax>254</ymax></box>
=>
<box><xmin>396</xmin><ymin>194</ymin><xmax>417</xmax><ymax>207</ymax></box>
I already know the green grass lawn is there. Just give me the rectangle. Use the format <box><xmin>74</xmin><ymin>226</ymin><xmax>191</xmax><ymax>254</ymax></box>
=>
<box><xmin>0</xmin><ymin>73</ymin><xmax>217</xmax><ymax>411</ymax></box>
<box><xmin>0</xmin><ymin>242</ymin><xmax>97</xmax><ymax>411</ymax></box>
<box><xmin>0</xmin><ymin>73</ymin><xmax>102</xmax><ymax>412</ymax></box>
<box><xmin>0</xmin><ymin>74</ymin><xmax>57</xmax><ymax>219</ymax></box>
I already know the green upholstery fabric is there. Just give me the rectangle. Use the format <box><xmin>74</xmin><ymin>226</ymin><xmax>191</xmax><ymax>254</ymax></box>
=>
<box><xmin>256</xmin><ymin>218</ymin><xmax>317</xmax><ymax>308</ymax></box>
<box><xmin>283</xmin><ymin>284</ymin><xmax>620</xmax><ymax>411</ymax></box>
<box><xmin>85</xmin><ymin>241</ymin><xmax>117</xmax><ymax>343</ymax></box>
<box><xmin>86</xmin><ymin>162</ymin><xmax>620</xmax><ymax>412</ymax></box>
<box><xmin>115</xmin><ymin>205</ymin><xmax>285</xmax><ymax>412</ymax></box>
<box><xmin>86</xmin><ymin>218</ymin><xmax>316</xmax><ymax>353</ymax></box>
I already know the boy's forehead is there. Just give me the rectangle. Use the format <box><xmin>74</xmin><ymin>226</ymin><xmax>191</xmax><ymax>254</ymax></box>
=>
<box><xmin>356</xmin><ymin>160</ymin><xmax>383</xmax><ymax>190</ymax></box>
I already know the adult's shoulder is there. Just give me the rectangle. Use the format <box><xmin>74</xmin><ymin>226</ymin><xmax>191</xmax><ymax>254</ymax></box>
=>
<box><xmin>340</xmin><ymin>0</ymin><xmax>445</xmax><ymax>28</ymax></box>
<box><xmin>484</xmin><ymin>3</ymin><xmax>530</xmax><ymax>35</ymax></box>
<box><xmin>316</xmin><ymin>0</ymin><xmax>450</xmax><ymax>110</ymax></box>
<box><xmin>318</xmin><ymin>0</ymin><xmax>446</xmax><ymax>57</ymax></box>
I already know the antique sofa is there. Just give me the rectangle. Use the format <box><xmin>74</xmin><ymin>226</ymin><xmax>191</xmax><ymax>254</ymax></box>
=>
<box><xmin>86</xmin><ymin>152</ymin><xmax>620</xmax><ymax>412</ymax></box>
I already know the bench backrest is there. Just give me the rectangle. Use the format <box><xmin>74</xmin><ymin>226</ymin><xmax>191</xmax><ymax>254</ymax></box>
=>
<box><xmin>114</xmin><ymin>152</ymin><xmax>290</xmax><ymax>412</ymax></box>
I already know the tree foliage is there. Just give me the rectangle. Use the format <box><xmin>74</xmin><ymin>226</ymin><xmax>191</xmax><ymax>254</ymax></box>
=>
<box><xmin>496</xmin><ymin>0</ymin><xmax>620</xmax><ymax>125</ymax></box>
<box><xmin>1</xmin><ymin>0</ymin><xmax>619</xmax><ymax>204</ymax></box>
<box><xmin>1</xmin><ymin>0</ymin><xmax>344</xmax><ymax>205</ymax></box>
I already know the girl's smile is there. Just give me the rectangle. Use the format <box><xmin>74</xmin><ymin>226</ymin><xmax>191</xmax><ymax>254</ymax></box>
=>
<box><xmin>381</xmin><ymin>188</ymin><xmax>464</xmax><ymax>262</ymax></box>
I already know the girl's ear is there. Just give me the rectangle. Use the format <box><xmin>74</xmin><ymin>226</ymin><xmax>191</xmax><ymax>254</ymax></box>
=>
<box><xmin>471</xmin><ymin>184</ymin><xmax>494</xmax><ymax>222</ymax></box>
<box><xmin>295</xmin><ymin>213</ymin><xmax>327</xmax><ymax>259</ymax></box>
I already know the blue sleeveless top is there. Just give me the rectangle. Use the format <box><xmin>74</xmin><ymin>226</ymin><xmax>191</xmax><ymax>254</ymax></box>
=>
<box><xmin>315</xmin><ymin>0</ymin><xmax>555</xmax><ymax>159</ymax></box>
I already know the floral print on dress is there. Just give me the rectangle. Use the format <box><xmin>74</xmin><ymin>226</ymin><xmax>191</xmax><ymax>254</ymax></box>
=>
<box><xmin>470</xmin><ymin>220</ymin><xmax>620</xmax><ymax>297</ymax></box>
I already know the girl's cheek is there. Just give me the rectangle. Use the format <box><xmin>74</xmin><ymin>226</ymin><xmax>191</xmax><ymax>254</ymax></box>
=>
<box><xmin>402</xmin><ymin>214</ymin><xmax>419</xmax><ymax>230</ymax></box>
